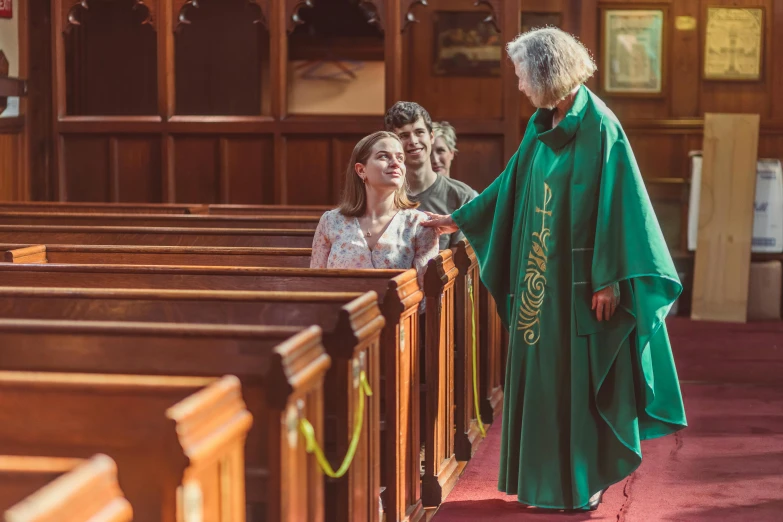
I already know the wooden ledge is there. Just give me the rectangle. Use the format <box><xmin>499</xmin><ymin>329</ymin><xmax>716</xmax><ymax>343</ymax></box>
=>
<box><xmin>166</xmin><ymin>376</ymin><xmax>254</xmax><ymax>465</ymax></box>
<box><xmin>269</xmin><ymin>326</ymin><xmax>330</xmax><ymax>410</ymax></box>
<box><xmin>0</xmin><ymin>116</ymin><xmax>24</xmax><ymax>134</ymax></box>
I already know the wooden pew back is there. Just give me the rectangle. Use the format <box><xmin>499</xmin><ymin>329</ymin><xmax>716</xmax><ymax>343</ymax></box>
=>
<box><xmin>0</xmin><ymin>321</ymin><xmax>329</xmax><ymax>522</ymax></box>
<box><xmin>0</xmin><ymin>371</ymin><xmax>252</xmax><ymax>522</ymax></box>
<box><xmin>0</xmin><ymin>225</ymin><xmax>314</xmax><ymax>247</ymax></box>
<box><xmin>0</xmin><ymin>212</ymin><xmax>320</xmax><ymax>230</ymax></box>
<box><xmin>0</xmin><ymin>288</ymin><xmax>382</xmax><ymax>522</ymax></box>
<box><xmin>3</xmin><ymin>244</ymin><xmax>312</xmax><ymax>267</ymax></box>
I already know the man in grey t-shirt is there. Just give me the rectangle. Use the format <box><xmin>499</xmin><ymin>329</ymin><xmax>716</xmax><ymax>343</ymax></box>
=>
<box><xmin>384</xmin><ymin>101</ymin><xmax>476</xmax><ymax>251</ymax></box>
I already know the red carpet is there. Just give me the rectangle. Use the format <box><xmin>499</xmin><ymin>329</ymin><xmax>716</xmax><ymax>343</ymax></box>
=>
<box><xmin>434</xmin><ymin>318</ymin><xmax>783</xmax><ymax>521</ymax></box>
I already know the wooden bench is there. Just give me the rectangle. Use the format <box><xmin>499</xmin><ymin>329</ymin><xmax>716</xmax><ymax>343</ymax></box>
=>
<box><xmin>2</xmin><ymin>244</ymin><xmax>312</xmax><ymax>267</ymax></box>
<box><xmin>1</xmin><ymin>455</ymin><xmax>132</xmax><ymax>522</ymax></box>
<box><xmin>0</xmin><ymin>370</ymin><xmax>253</xmax><ymax>522</ymax></box>
<box><xmin>0</xmin><ymin>201</ymin><xmax>327</xmax><ymax>216</ymax></box>
<box><xmin>0</xmin><ymin>225</ymin><xmax>315</xmax><ymax>247</ymax></box>
<box><xmin>0</xmin><ymin>212</ymin><xmax>320</xmax><ymax>230</ymax></box>
<box><xmin>3</xmin><ymin>241</ymin><xmax>502</xmax><ymax>451</ymax></box>
<box><xmin>0</xmin><ymin>258</ymin><xmax>457</xmax><ymax>519</ymax></box>
<box><xmin>0</xmin><ymin>322</ymin><xmax>330</xmax><ymax>522</ymax></box>
<box><xmin>207</xmin><ymin>204</ymin><xmax>329</xmax><ymax>216</ymax></box>
<box><xmin>0</xmin><ymin>288</ymin><xmax>383</xmax><ymax>522</ymax></box>
<box><xmin>0</xmin><ymin>202</ymin><xmax>201</xmax><ymax>214</ymax></box>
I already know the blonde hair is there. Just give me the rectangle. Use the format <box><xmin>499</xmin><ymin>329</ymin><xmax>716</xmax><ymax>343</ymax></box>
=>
<box><xmin>433</xmin><ymin>121</ymin><xmax>458</xmax><ymax>153</ymax></box>
<box><xmin>338</xmin><ymin>131</ymin><xmax>418</xmax><ymax>217</ymax></box>
<box><xmin>506</xmin><ymin>27</ymin><xmax>596</xmax><ymax>108</ymax></box>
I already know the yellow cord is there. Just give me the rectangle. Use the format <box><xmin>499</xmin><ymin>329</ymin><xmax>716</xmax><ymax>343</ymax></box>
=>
<box><xmin>469</xmin><ymin>281</ymin><xmax>487</xmax><ymax>438</ymax></box>
<box><xmin>298</xmin><ymin>370</ymin><xmax>373</xmax><ymax>478</ymax></box>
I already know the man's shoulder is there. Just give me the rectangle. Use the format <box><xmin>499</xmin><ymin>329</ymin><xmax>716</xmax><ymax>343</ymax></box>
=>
<box><xmin>438</xmin><ymin>175</ymin><xmax>477</xmax><ymax>201</ymax></box>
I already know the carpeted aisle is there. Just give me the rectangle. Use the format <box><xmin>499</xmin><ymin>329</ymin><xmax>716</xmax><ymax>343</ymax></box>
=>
<box><xmin>433</xmin><ymin>318</ymin><xmax>783</xmax><ymax>521</ymax></box>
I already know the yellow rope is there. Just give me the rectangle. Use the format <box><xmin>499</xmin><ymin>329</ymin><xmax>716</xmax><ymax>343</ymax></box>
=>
<box><xmin>469</xmin><ymin>280</ymin><xmax>487</xmax><ymax>438</ymax></box>
<box><xmin>298</xmin><ymin>370</ymin><xmax>373</xmax><ymax>478</ymax></box>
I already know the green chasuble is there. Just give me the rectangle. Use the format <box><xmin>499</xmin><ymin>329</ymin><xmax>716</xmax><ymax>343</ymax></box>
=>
<box><xmin>452</xmin><ymin>85</ymin><xmax>687</xmax><ymax>510</ymax></box>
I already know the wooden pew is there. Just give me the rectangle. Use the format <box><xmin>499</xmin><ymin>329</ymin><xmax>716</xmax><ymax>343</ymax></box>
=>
<box><xmin>2</xmin><ymin>455</ymin><xmax>132</xmax><ymax>522</ymax></box>
<box><xmin>0</xmin><ymin>288</ymin><xmax>383</xmax><ymax>522</ymax></box>
<box><xmin>2</xmin><ymin>241</ymin><xmax>501</xmax><ymax>452</ymax></box>
<box><xmin>0</xmin><ymin>212</ymin><xmax>320</xmax><ymax>230</ymax></box>
<box><xmin>208</xmin><ymin>204</ymin><xmax>329</xmax><ymax>216</ymax></box>
<box><xmin>0</xmin><ymin>263</ymin><xmax>441</xmax><ymax>522</ymax></box>
<box><xmin>0</xmin><ymin>201</ymin><xmax>201</xmax><ymax>214</ymax></box>
<box><xmin>0</xmin><ymin>322</ymin><xmax>328</xmax><ymax>522</ymax></box>
<box><xmin>2</xmin><ymin>244</ymin><xmax>312</xmax><ymax>267</ymax></box>
<box><xmin>0</xmin><ymin>371</ymin><xmax>253</xmax><ymax>522</ymax></box>
<box><xmin>0</xmin><ymin>201</ymin><xmax>327</xmax><ymax>216</ymax></box>
<box><xmin>0</xmin><ymin>225</ymin><xmax>314</xmax><ymax>247</ymax></box>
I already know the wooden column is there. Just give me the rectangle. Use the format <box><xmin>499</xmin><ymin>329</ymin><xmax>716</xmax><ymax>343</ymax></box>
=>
<box><xmin>384</xmin><ymin>1</ymin><xmax>404</xmax><ymax>108</ymax></box>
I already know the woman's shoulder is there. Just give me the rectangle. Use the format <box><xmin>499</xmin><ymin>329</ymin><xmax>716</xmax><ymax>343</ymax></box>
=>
<box><xmin>399</xmin><ymin>208</ymin><xmax>432</xmax><ymax>227</ymax></box>
<box><xmin>319</xmin><ymin>208</ymin><xmax>350</xmax><ymax>223</ymax></box>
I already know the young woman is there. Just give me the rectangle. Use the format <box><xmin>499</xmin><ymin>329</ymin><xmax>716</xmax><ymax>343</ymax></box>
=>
<box><xmin>310</xmin><ymin>131</ymin><xmax>439</xmax><ymax>279</ymax></box>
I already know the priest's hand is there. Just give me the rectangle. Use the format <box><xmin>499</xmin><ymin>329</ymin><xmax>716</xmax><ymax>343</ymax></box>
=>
<box><xmin>592</xmin><ymin>283</ymin><xmax>620</xmax><ymax>321</ymax></box>
<box><xmin>421</xmin><ymin>212</ymin><xmax>460</xmax><ymax>236</ymax></box>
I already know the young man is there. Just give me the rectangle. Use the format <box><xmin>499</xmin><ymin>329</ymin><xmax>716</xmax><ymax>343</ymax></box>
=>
<box><xmin>384</xmin><ymin>101</ymin><xmax>477</xmax><ymax>251</ymax></box>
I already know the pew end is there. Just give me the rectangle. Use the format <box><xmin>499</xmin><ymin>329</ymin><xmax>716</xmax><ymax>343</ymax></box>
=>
<box><xmin>3</xmin><ymin>454</ymin><xmax>132</xmax><ymax>522</ymax></box>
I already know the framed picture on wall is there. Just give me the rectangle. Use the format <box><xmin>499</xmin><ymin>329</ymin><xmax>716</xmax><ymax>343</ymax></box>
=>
<box><xmin>601</xmin><ymin>8</ymin><xmax>666</xmax><ymax>96</ymax></box>
<box><xmin>432</xmin><ymin>11</ymin><xmax>502</xmax><ymax>77</ymax></box>
<box><xmin>521</xmin><ymin>12</ymin><xmax>562</xmax><ymax>33</ymax></box>
<box><xmin>704</xmin><ymin>7</ymin><xmax>764</xmax><ymax>81</ymax></box>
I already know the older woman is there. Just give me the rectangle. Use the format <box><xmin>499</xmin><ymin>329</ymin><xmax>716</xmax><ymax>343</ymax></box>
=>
<box><xmin>310</xmin><ymin>131</ymin><xmax>438</xmax><ymax>282</ymax></box>
<box><xmin>423</xmin><ymin>28</ymin><xmax>686</xmax><ymax>511</ymax></box>
<box><xmin>431</xmin><ymin>121</ymin><xmax>458</xmax><ymax>178</ymax></box>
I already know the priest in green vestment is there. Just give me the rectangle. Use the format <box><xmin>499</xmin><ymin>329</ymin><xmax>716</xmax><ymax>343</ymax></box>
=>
<box><xmin>423</xmin><ymin>28</ymin><xmax>687</xmax><ymax>511</ymax></box>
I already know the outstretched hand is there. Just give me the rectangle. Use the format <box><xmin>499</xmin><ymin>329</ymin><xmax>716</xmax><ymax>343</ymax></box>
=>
<box><xmin>592</xmin><ymin>283</ymin><xmax>620</xmax><ymax>321</ymax></box>
<box><xmin>421</xmin><ymin>212</ymin><xmax>460</xmax><ymax>236</ymax></box>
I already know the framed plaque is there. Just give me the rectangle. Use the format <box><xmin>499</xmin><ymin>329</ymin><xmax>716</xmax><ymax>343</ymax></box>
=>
<box><xmin>704</xmin><ymin>7</ymin><xmax>763</xmax><ymax>81</ymax></box>
<box><xmin>601</xmin><ymin>8</ymin><xmax>666</xmax><ymax>96</ymax></box>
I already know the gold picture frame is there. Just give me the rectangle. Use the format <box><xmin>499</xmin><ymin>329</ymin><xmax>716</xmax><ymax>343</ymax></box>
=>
<box><xmin>704</xmin><ymin>7</ymin><xmax>764</xmax><ymax>81</ymax></box>
<box><xmin>601</xmin><ymin>8</ymin><xmax>666</xmax><ymax>97</ymax></box>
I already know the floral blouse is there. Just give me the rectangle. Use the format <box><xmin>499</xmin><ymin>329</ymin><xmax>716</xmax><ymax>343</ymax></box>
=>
<box><xmin>310</xmin><ymin>209</ymin><xmax>440</xmax><ymax>276</ymax></box>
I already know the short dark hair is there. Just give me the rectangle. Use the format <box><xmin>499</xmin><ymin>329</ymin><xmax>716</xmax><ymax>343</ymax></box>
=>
<box><xmin>384</xmin><ymin>101</ymin><xmax>433</xmax><ymax>133</ymax></box>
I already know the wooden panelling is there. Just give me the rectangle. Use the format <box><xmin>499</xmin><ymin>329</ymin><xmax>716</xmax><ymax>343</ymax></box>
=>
<box><xmin>116</xmin><ymin>136</ymin><xmax>162</xmax><ymax>202</ymax></box>
<box><xmin>285</xmin><ymin>138</ymin><xmax>333</xmax><ymax>205</ymax></box>
<box><xmin>331</xmin><ymin>136</ymin><xmax>366</xmax><ymax>204</ymax></box>
<box><xmin>449</xmin><ymin>136</ymin><xmax>504</xmax><ymax>192</ymax></box>
<box><xmin>0</xmin><ymin>132</ymin><xmax>23</xmax><ymax>200</ymax></box>
<box><xmin>175</xmin><ymin>0</ymin><xmax>268</xmax><ymax>116</ymax></box>
<box><xmin>62</xmin><ymin>135</ymin><xmax>110</xmax><ymax>201</ymax></box>
<box><xmin>625</xmin><ymin>132</ymin><xmax>691</xmax><ymax>180</ymax></box>
<box><xmin>670</xmin><ymin>0</ymin><xmax>700</xmax><ymax>117</ymax></box>
<box><xmin>8</xmin><ymin>0</ymin><xmax>782</xmax><ymax>220</ymax></box>
<box><xmin>222</xmin><ymin>137</ymin><xmax>275</xmax><ymax>204</ymax></box>
<box><xmin>173</xmin><ymin>137</ymin><xmax>219</xmax><ymax>203</ymax></box>
<box><xmin>405</xmin><ymin>0</ymin><xmax>504</xmax><ymax>121</ymax></box>
<box><xmin>64</xmin><ymin>0</ymin><xmax>157</xmax><ymax>116</ymax></box>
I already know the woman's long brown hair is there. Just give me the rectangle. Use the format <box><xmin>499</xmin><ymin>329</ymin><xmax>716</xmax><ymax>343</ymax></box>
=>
<box><xmin>338</xmin><ymin>131</ymin><xmax>419</xmax><ymax>217</ymax></box>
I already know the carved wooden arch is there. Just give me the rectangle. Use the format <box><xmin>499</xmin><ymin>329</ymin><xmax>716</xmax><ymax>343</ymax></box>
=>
<box><xmin>286</xmin><ymin>0</ymin><xmax>313</xmax><ymax>34</ymax></box>
<box><xmin>286</xmin><ymin>0</ymin><xmax>426</xmax><ymax>35</ymax></box>
<box><xmin>62</xmin><ymin>0</ymin><xmax>156</xmax><ymax>34</ymax></box>
<box><xmin>174</xmin><ymin>0</ymin><xmax>269</xmax><ymax>33</ymax></box>
<box><xmin>401</xmin><ymin>0</ymin><xmax>428</xmax><ymax>32</ymax></box>
<box><xmin>474</xmin><ymin>0</ymin><xmax>501</xmax><ymax>33</ymax></box>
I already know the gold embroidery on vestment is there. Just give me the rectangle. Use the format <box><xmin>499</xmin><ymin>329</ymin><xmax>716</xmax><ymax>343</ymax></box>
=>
<box><xmin>517</xmin><ymin>183</ymin><xmax>552</xmax><ymax>344</ymax></box>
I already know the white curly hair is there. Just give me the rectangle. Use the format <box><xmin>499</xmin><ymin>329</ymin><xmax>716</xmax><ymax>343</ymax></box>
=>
<box><xmin>506</xmin><ymin>27</ymin><xmax>596</xmax><ymax>109</ymax></box>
